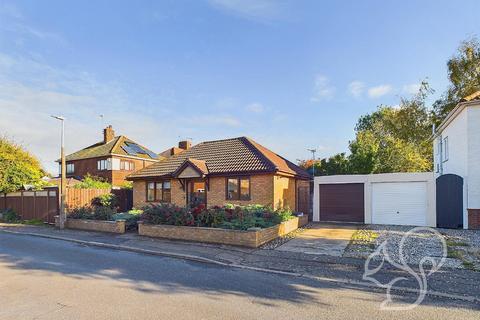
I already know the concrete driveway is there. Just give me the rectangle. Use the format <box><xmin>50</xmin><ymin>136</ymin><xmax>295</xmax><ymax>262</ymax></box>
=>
<box><xmin>275</xmin><ymin>223</ymin><xmax>358</xmax><ymax>257</ymax></box>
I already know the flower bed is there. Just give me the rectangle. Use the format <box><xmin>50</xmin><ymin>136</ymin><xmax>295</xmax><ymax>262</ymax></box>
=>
<box><xmin>59</xmin><ymin>203</ymin><xmax>126</xmax><ymax>234</ymax></box>
<box><xmin>137</xmin><ymin>203</ymin><xmax>303</xmax><ymax>247</ymax></box>
<box><xmin>138</xmin><ymin>217</ymin><xmax>302</xmax><ymax>248</ymax></box>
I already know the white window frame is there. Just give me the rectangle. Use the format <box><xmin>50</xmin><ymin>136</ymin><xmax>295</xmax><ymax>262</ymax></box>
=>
<box><xmin>443</xmin><ymin>137</ymin><xmax>449</xmax><ymax>162</ymax></box>
<box><xmin>66</xmin><ymin>163</ymin><xmax>75</xmax><ymax>174</ymax></box>
<box><xmin>97</xmin><ymin>159</ymin><xmax>108</xmax><ymax>171</ymax></box>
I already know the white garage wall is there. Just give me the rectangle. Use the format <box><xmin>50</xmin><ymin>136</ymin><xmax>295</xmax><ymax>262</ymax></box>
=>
<box><xmin>313</xmin><ymin>172</ymin><xmax>436</xmax><ymax>227</ymax></box>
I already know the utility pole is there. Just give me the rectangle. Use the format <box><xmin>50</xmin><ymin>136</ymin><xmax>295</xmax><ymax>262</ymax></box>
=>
<box><xmin>307</xmin><ymin>148</ymin><xmax>316</xmax><ymax>177</ymax></box>
<box><xmin>52</xmin><ymin>115</ymin><xmax>66</xmax><ymax>229</ymax></box>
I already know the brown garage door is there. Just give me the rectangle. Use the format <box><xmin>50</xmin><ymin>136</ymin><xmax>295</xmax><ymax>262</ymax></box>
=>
<box><xmin>319</xmin><ymin>183</ymin><xmax>364</xmax><ymax>223</ymax></box>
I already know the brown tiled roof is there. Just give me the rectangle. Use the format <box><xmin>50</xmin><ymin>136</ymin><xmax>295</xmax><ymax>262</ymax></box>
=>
<box><xmin>64</xmin><ymin>136</ymin><xmax>161</xmax><ymax>162</ymax></box>
<box><xmin>461</xmin><ymin>91</ymin><xmax>480</xmax><ymax>102</ymax></box>
<box><xmin>128</xmin><ymin>137</ymin><xmax>310</xmax><ymax>179</ymax></box>
<box><xmin>173</xmin><ymin>158</ymin><xmax>209</xmax><ymax>177</ymax></box>
<box><xmin>159</xmin><ymin>147</ymin><xmax>184</xmax><ymax>158</ymax></box>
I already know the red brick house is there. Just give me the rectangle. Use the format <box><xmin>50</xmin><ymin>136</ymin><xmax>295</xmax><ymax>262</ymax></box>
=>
<box><xmin>60</xmin><ymin>126</ymin><xmax>161</xmax><ymax>187</ymax></box>
<box><xmin>127</xmin><ymin>137</ymin><xmax>311</xmax><ymax>214</ymax></box>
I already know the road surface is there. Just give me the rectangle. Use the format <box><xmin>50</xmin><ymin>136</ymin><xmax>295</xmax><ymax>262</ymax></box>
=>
<box><xmin>0</xmin><ymin>232</ymin><xmax>478</xmax><ymax>319</ymax></box>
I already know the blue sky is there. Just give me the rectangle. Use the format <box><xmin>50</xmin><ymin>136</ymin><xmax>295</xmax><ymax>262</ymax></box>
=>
<box><xmin>0</xmin><ymin>0</ymin><xmax>479</xmax><ymax>174</ymax></box>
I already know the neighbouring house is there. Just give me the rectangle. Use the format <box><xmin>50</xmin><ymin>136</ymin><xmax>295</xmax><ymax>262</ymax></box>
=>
<box><xmin>127</xmin><ymin>137</ymin><xmax>311</xmax><ymax>213</ymax></box>
<box><xmin>58</xmin><ymin>125</ymin><xmax>161</xmax><ymax>187</ymax></box>
<box><xmin>433</xmin><ymin>91</ymin><xmax>480</xmax><ymax>229</ymax></box>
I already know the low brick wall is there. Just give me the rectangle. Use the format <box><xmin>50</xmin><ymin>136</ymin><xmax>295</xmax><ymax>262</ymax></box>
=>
<box><xmin>138</xmin><ymin>217</ymin><xmax>301</xmax><ymax>248</ymax></box>
<box><xmin>468</xmin><ymin>209</ymin><xmax>480</xmax><ymax>229</ymax></box>
<box><xmin>55</xmin><ymin>216</ymin><xmax>126</xmax><ymax>234</ymax></box>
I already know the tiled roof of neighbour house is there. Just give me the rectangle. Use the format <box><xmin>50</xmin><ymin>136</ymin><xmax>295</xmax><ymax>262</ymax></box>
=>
<box><xmin>127</xmin><ymin>137</ymin><xmax>311</xmax><ymax>180</ymax></box>
<box><xmin>461</xmin><ymin>90</ymin><xmax>480</xmax><ymax>102</ymax></box>
<box><xmin>63</xmin><ymin>136</ymin><xmax>161</xmax><ymax>162</ymax></box>
<box><xmin>159</xmin><ymin>147</ymin><xmax>184</xmax><ymax>158</ymax></box>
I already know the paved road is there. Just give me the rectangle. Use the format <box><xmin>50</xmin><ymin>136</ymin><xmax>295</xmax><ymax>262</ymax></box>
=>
<box><xmin>0</xmin><ymin>233</ymin><xmax>478</xmax><ymax>320</ymax></box>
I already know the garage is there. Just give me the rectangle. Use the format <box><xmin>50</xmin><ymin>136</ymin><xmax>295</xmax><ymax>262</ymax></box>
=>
<box><xmin>313</xmin><ymin>173</ymin><xmax>436</xmax><ymax>227</ymax></box>
<box><xmin>372</xmin><ymin>182</ymin><xmax>427</xmax><ymax>226</ymax></box>
<box><xmin>319</xmin><ymin>183</ymin><xmax>364</xmax><ymax>223</ymax></box>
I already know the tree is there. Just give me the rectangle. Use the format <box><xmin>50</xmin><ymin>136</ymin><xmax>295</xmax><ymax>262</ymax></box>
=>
<box><xmin>298</xmin><ymin>153</ymin><xmax>350</xmax><ymax>176</ymax></box>
<box><xmin>0</xmin><ymin>137</ymin><xmax>46</xmax><ymax>193</ymax></box>
<box><xmin>348</xmin><ymin>82</ymin><xmax>434</xmax><ymax>173</ymax></box>
<box><xmin>433</xmin><ymin>38</ymin><xmax>480</xmax><ymax>124</ymax></box>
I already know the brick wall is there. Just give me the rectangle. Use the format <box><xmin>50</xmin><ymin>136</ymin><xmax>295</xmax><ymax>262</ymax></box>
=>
<box><xmin>66</xmin><ymin>156</ymin><xmax>156</xmax><ymax>187</ymax></box>
<box><xmin>468</xmin><ymin>209</ymin><xmax>480</xmax><ymax>229</ymax></box>
<box><xmin>273</xmin><ymin>175</ymin><xmax>296</xmax><ymax>210</ymax></box>
<box><xmin>111</xmin><ymin>157</ymin><xmax>157</xmax><ymax>186</ymax></box>
<box><xmin>132</xmin><ymin>179</ymin><xmax>185</xmax><ymax>208</ymax></box>
<box><xmin>207</xmin><ymin>175</ymin><xmax>274</xmax><ymax>207</ymax></box>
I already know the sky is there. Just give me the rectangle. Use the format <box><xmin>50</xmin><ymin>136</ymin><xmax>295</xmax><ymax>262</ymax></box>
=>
<box><xmin>0</xmin><ymin>0</ymin><xmax>479</xmax><ymax>174</ymax></box>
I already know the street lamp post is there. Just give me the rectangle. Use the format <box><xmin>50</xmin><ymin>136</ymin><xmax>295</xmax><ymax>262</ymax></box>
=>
<box><xmin>307</xmin><ymin>149</ymin><xmax>316</xmax><ymax>177</ymax></box>
<box><xmin>52</xmin><ymin>115</ymin><xmax>66</xmax><ymax>229</ymax></box>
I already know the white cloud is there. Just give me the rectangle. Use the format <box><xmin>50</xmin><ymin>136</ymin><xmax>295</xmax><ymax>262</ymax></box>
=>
<box><xmin>208</xmin><ymin>0</ymin><xmax>281</xmax><ymax>22</ymax></box>
<box><xmin>367</xmin><ymin>84</ymin><xmax>392</xmax><ymax>98</ymax></box>
<box><xmin>310</xmin><ymin>74</ymin><xmax>335</xmax><ymax>102</ymax></box>
<box><xmin>402</xmin><ymin>83</ymin><xmax>421</xmax><ymax>95</ymax></box>
<box><xmin>246</xmin><ymin>102</ymin><xmax>264</xmax><ymax>113</ymax></box>
<box><xmin>0</xmin><ymin>53</ymin><xmax>179</xmax><ymax>175</ymax></box>
<box><xmin>348</xmin><ymin>81</ymin><xmax>365</xmax><ymax>98</ymax></box>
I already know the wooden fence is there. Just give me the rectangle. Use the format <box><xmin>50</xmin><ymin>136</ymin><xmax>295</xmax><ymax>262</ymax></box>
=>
<box><xmin>65</xmin><ymin>188</ymin><xmax>111</xmax><ymax>209</ymax></box>
<box><xmin>0</xmin><ymin>190</ymin><xmax>58</xmax><ymax>224</ymax></box>
<box><xmin>1</xmin><ymin>188</ymin><xmax>133</xmax><ymax>224</ymax></box>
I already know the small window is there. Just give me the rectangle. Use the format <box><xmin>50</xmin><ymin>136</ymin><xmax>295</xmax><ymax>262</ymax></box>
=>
<box><xmin>147</xmin><ymin>182</ymin><xmax>155</xmax><ymax>202</ymax></box>
<box><xmin>146</xmin><ymin>181</ymin><xmax>171</xmax><ymax>203</ymax></box>
<box><xmin>120</xmin><ymin>160</ymin><xmax>134</xmax><ymax>171</ymax></box>
<box><xmin>226</xmin><ymin>177</ymin><xmax>250</xmax><ymax>200</ymax></box>
<box><xmin>66</xmin><ymin>163</ymin><xmax>75</xmax><ymax>174</ymax></box>
<box><xmin>97</xmin><ymin>159</ymin><xmax>108</xmax><ymax>171</ymax></box>
<box><xmin>155</xmin><ymin>182</ymin><xmax>163</xmax><ymax>202</ymax></box>
<box><xmin>163</xmin><ymin>181</ymin><xmax>171</xmax><ymax>202</ymax></box>
<box><xmin>443</xmin><ymin>137</ymin><xmax>449</xmax><ymax>161</ymax></box>
<box><xmin>240</xmin><ymin>178</ymin><xmax>250</xmax><ymax>200</ymax></box>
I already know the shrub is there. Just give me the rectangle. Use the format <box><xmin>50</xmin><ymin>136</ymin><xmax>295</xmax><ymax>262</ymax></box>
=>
<box><xmin>73</xmin><ymin>174</ymin><xmax>112</xmax><ymax>189</ymax></box>
<box><xmin>113</xmin><ymin>209</ymin><xmax>143</xmax><ymax>230</ymax></box>
<box><xmin>141</xmin><ymin>203</ymin><xmax>192</xmax><ymax>225</ymax></box>
<box><xmin>69</xmin><ymin>205</ymin><xmax>116</xmax><ymax>221</ymax></box>
<box><xmin>69</xmin><ymin>206</ymin><xmax>92</xmax><ymax>219</ymax></box>
<box><xmin>0</xmin><ymin>209</ymin><xmax>20</xmax><ymax>223</ymax></box>
<box><xmin>92</xmin><ymin>193</ymin><xmax>118</xmax><ymax>209</ymax></box>
<box><xmin>140</xmin><ymin>203</ymin><xmax>294</xmax><ymax>230</ymax></box>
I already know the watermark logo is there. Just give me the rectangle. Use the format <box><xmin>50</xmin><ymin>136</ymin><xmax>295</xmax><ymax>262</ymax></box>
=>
<box><xmin>362</xmin><ymin>227</ymin><xmax>447</xmax><ymax>310</ymax></box>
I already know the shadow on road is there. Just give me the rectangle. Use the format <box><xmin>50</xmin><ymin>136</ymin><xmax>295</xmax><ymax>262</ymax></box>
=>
<box><xmin>0</xmin><ymin>232</ymin><xmax>477</xmax><ymax>311</ymax></box>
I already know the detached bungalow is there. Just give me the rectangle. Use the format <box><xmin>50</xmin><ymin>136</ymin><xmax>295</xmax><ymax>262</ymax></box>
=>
<box><xmin>127</xmin><ymin>137</ymin><xmax>311</xmax><ymax>214</ymax></box>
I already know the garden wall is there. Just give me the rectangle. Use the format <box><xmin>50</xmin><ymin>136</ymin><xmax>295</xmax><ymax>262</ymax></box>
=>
<box><xmin>55</xmin><ymin>216</ymin><xmax>126</xmax><ymax>234</ymax></box>
<box><xmin>138</xmin><ymin>217</ymin><xmax>301</xmax><ymax>248</ymax></box>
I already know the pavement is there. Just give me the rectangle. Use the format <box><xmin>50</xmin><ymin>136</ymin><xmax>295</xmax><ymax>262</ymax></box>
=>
<box><xmin>0</xmin><ymin>223</ymin><xmax>480</xmax><ymax>304</ymax></box>
<box><xmin>0</xmin><ymin>231</ymin><xmax>479</xmax><ymax>320</ymax></box>
<box><xmin>276</xmin><ymin>223</ymin><xmax>358</xmax><ymax>256</ymax></box>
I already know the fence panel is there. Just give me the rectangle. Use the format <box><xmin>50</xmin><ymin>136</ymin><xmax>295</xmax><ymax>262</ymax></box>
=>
<box><xmin>1</xmin><ymin>190</ymin><xmax>58</xmax><ymax>223</ymax></box>
<box><xmin>65</xmin><ymin>188</ymin><xmax>111</xmax><ymax>209</ymax></box>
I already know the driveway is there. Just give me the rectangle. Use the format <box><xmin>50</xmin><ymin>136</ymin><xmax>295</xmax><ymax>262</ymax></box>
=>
<box><xmin>275</xmin><ymin>223</ymin><xmax>358</xmax><ymax>256</ymax></box>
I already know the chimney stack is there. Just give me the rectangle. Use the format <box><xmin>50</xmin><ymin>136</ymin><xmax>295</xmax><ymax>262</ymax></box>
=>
<box><xmin>103</xmin><ymin>125</ymin><xmax>115</xmax><ymax>144</ymax></box>
<box><xmin>178</xmin><ymin>140</ymin><xmax>192</xmax><ymax>150</ymax></box>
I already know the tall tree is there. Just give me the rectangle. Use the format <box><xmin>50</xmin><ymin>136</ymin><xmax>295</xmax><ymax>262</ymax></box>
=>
<box><xmin>348</xmin><ymin>82</ymin><xmax>434</xmax><ymax>173</ymax></box>
<box><xmin>433</xmin><ymin>38</ymin><xmax>480</xmax><ymax>124</ymax></box>
<box><xmin>0</xmin><ymin>137</ymin><xmax>46</xmax><ymax>193</ymax></box>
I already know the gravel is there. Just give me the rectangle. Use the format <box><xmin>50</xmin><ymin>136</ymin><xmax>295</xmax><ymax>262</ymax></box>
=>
<box><xmin>345</xmin><ymin>225</ymin><xmax>480</xmax><ymax>270</ymax></box>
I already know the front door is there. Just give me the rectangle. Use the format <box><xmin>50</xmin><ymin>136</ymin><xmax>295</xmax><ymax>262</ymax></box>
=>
<box><xmin>187</xmin><ymin>180</ymin><xmax>206</xmax><ymax>208</ymax></box>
